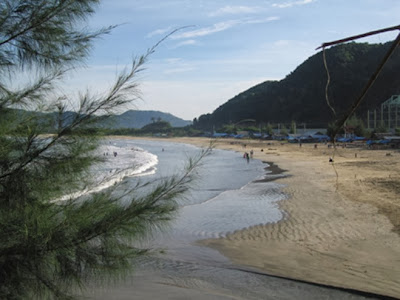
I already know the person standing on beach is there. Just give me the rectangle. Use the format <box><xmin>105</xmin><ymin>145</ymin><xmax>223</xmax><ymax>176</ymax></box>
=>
<box><xmin>245</xmin><ymin>152</ymin><xmax>250</xmax><ymax>163</ymax></box>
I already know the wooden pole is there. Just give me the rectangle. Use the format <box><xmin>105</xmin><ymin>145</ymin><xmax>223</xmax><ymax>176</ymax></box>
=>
<box><xmin>316</xmin><ymin>25</ymin><xmax>400</xmax><ymax>50</ymax></box>
<box><xmin>331</xmin><ymin>33</ymin><xmax>400</xmax><ymax>138</ymax></box>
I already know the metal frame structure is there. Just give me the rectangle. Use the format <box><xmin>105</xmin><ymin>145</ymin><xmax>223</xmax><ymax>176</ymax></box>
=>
<box><xmin>367</xmin><ymin>95</ymin><xmax>400</xmax><ymax>130</ymax></box>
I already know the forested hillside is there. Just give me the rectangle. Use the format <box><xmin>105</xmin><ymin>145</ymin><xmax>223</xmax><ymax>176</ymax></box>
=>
<box><xmin>7</xmin><ymin>109</ymin><xmax>191</xmax><ymax>130</ymax></box>
<box><xmin>104</xmin><ymin>110</ymin><xmax>191</xmax><ymax>128</ymax></box>
<box><xmin>194</xmin><ymin>41</ymin><xmax>400</xmax><ymax>130</ymax></box>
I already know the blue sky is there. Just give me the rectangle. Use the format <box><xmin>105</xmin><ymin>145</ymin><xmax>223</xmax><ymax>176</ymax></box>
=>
<box><xmin>67</xmin><ymin>0</ymin><xmax>400</xmax><ymax>120</ymax></box>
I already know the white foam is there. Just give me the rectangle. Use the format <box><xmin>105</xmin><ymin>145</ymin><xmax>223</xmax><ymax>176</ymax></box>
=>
<box><xmin>56</xmin><ymin>143</ymin><xmax>158</xmax><ymax>201</ymax></box>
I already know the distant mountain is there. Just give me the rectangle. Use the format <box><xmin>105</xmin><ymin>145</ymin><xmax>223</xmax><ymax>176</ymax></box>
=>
<box><xmin>6</xmin><ymin>109</ymin><xmax>191</xmax><ymax>131</ymax></box>
<box><xmin>194</xmin><ymin>41</ymin><xmax>400</xmax><ymax>130</ymax></box>
<box><xmin>101</xmin><ymin>110</ymin><xmax>191</xmax><ymax>129</ymax></box>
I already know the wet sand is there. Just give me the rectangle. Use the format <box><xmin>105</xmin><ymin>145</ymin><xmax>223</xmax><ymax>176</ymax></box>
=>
<box><xmin>122</xmin><ymin>136</ymin><xmax>400</xmax><ymax>299</ymax></box>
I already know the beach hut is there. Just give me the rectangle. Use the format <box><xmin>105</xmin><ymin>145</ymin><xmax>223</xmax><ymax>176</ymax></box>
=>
<box><xmin>251</xmin><ymin>133</ymin><xmax>263</xmax><ymax>139</ymax></box>
<box><xmin>383</xmin><ymin>136</ymin><xmax>400</xmax><ymax>148</ymax></box>
<box><xmin>337</xmin><ymin>137</ymin><xmax>353</xmax><ymax>143</ymax></box>
<box><xmin>212</xmin><ymin>132</ymin><xmax>229</xmax><ymax>138</ymax></box>
<box><xmin>311</xmin><ymin>133</ymin><xmax>330</xmax><ymax>142</ymax></box>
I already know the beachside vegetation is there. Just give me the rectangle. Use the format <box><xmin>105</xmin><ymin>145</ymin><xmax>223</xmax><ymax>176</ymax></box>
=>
<box><xmin>0</xmin><ymin>1</ymin><xmax>202</xmax><ymax>298</ymax></box>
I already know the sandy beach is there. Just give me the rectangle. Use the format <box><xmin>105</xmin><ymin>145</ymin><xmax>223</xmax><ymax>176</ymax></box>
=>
<box><xmin>121</xmin><ymin>136</ymin><xmax>400</xmax><ymax>299</ymax></box>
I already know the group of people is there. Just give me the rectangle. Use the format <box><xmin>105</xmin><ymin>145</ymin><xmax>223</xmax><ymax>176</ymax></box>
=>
<box><xmin>103</xmin><ymin>151</ymin><xmax>118</xmax><ymax>157</ymax></box>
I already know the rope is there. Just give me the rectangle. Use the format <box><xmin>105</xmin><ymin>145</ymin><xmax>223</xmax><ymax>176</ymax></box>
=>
<box><xmin>322</xmin><ymin>31</ymin><xmax>400</xmax><ymax>192</ymax></box>
<box><xmin>322</xmin><ymin>47</ymin><xmax>339</xmax><ymax>189</ymax></box>
<box><xmin>322</xmin><ymin>47</ymin><xmax>336</xmax><ymax>117</ymax></box>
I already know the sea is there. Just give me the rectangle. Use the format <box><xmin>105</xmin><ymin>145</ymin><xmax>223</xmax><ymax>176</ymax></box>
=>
<box><xmin>87</xmin><ymin>139</ymin><xmax>378</xmax><ymax>300</ymax></box>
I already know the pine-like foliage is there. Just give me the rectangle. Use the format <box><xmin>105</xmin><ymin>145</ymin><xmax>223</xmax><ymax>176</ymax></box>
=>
<box><xmin>0</xmin><ymin>1</ymin><xmax>200</xmax><ymax>299</ymax></box>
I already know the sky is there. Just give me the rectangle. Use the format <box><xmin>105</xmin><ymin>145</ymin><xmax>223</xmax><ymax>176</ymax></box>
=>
<box><xmin>65</xmin><ymin>0</ymin><xmax>400</xmax><ymax>121</ymax></box>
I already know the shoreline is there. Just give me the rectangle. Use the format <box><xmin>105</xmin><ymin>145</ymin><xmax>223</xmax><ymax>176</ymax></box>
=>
<box><xmin>107</xmin><ymin>136</ymin><xmax>400</xmax><ymax>298</ymax></box>
<box><xmin>254</xmin><ymin>161</ymin><xmax>289</xmax><ymax>183</ymax></box>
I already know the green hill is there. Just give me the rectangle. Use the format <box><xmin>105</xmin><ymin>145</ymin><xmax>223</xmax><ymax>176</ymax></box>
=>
<box><xmin>4</xmin><ymin>109</ymin><xmax>191</xmax><ymax>132</ymax></box>
<box><xmin>194</xmin><ymin>41</ymin><xmax>400</xmax><ymax>131</ymax></box>
<box><xmin>104</xmin><ymin>110</ymin><xmax>191</xmax><ymax>128</ymax></box>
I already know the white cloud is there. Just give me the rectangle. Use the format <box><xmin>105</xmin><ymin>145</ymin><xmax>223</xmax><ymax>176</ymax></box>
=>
<box><xmin>164</xmin><ymin>58</ymin><xmax>183</xmax><ymax>64</ymax></box>
<box><xmin>163</xmin><ymin>66</ymin><xmax>196</xmax><ymax>75</ymax></box>
<box><xmin>172</xmin><ymin>39</ymin><xmax>199</xmax><ymax>48</ymax></box>
<box><xmin>246</xmin><ymin>16</ymin><xmax>280</xmax><ymax>24</ymax></box>
<box><xmin>172</xmin><ymin>20</ymin><xmax>239</xmax><ymax>39</ymax></box>
<box><xmin>152</xmin><ymin>57</ymin><xmax>196</xmax><ymax>75</ymax></box>
<box><xmin>146</xmin><ymin>26</ymin><xmax>174</xmax><ymax>38</ymax></box>
<box><xmin>273</xmin><ymin>39</ymin><xmax>291</xmax><ymax>46</ymax></box>
<box><xmin>272</xmin><ymin>0</ymin><xmax>316</xmax><ymax>9</ymax></box>
<box><xmin>173</xmin><ymin>17</ymin><xmax>279</xmax><ymax>39</ymax></box>
<box><xmin>208</xmin><ymin>5</ymin><xmax>259</xmax><ymax>17</ymax></box>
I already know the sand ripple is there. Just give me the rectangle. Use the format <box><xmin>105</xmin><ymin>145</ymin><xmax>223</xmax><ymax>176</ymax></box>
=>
<box><xmin>198</xmin><ymin>140</ymin><xmax>400</xmax><ymax>298</ymax></box>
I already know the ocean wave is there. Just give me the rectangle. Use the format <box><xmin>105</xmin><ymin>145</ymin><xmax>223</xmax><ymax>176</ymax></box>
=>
<box><xmin>57</xmin><ymin>143</ymin><xmax>158</xmax><ymax>201</ymax></box>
